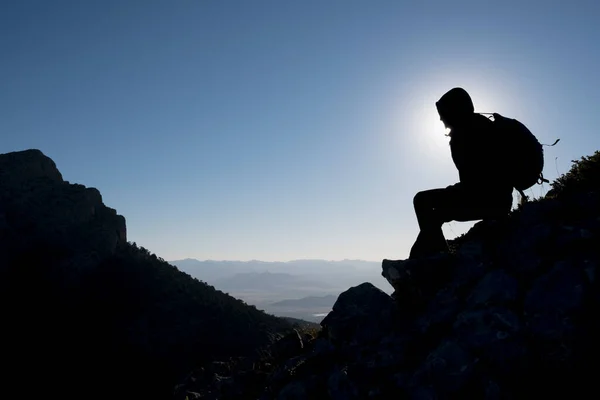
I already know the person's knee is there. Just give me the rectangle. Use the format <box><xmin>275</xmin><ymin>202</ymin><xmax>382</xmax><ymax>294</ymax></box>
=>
<box><xmin>413</xmin><ymin>191</ymin><xmax>427</xmax><ymax>208</ymax></box>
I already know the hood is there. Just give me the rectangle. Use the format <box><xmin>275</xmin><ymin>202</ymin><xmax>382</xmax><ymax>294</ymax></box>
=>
<box><xmin>436</xmin><ymin>87</ymin><xmax>475</xmax><ymax>127</ymax></box>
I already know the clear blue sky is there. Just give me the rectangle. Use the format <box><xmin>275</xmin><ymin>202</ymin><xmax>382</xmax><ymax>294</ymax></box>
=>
<box><xmin>2</xmin><ymin>0</ymin><xmax>599</xmax><ymax>261</ymax></box>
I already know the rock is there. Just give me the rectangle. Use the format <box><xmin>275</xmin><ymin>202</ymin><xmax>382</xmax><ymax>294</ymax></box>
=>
<box><xmin>447</xmin><ymin>256</ymin><xmax>488</xmax><ymax>291</ymax></box>
<box><xmin>173</xmin><ymin>391</ymin><xmax>202</xmax><ymax>400</ymax></box>
<box><xmin>0</xmin><ymin>149</ymin><xmax>63</xmax><ymax>184</ymax></box>
<box><xmin>0</xmin><ymin>149</ymin><xmax>127</xmax><ymax>273</ymax></box>
<box><xmin>344</xmin><ymin>335</ymin><xmax>410</xmax><ymax>393</ymax></box>
<box><xmin>467</xmin><ymin>270</ymin><xmax>518</xmax><ymax>307</ymax></box>
<box><xmin>313</xmin><ymin>338</ymin><xmax>335</xmax><ymax>355</ymax></box>
<box><xmin>208</xmin><ymin>361</ymin><xmax>232</xmax><ymax>376</ymax></box>
<box><xmin>497</xmin><ymin>223</ymin><xmax>553</xmax><ymax>277</ymax></box>
<box><xmin>327</xmin><ymin>368</ymin><xmax>359</xmax><ymax>400</ymax></box>
<box><xmin>524</xmin><ymin>261</ymin><xmax>585</xmax><ymax>317</ymax></box>
<box><xmin>321</xmin><ymin>283</ymin><xmax>395</xmax><ymax>344</ymax></box>
<box><xmin>567</xmin><ymin>192</ymin><xmax>600</xmax><ymax>220</ymax></box>
<box><xmin>381</xmin><ymin>258</ymin><xmax>413</xmax><ymax>289</ymax></box>
<box><xmin>277</xmin><ymin>381</ymin><xmax>308</xmax><ymax>400</ymax></box>
<box><xmin>410</xmin><ymin>341</ymin><xmax>475</xmax><ymax>393</ymax></box>
<box><xmin>382</xmin><ymin>254</ymin><xmax>456</xmax><ymax>309</ymax></box>
<box><xmin>484</xmin><ymin>336</ymin><xmax>529</xmax><ymax>377</ymax></box>
<box><xmin>416</xmin><ymin>286</ymin><xmax>461</xmax><ymax>334</ymax></box>
<box><xmin>271</xmin><ymin>329</ymin><xmax>304</xmax><ymax>361</ymax></box>
<box><xmin>452</xmin><ymin>307</ymin><xmax>525</xmax><ymax>376</ymax></box>
<box><xmin>454</xmin><ymin>308</ymin><xmax>520</xmax><ymax>350</ymax></box>
<box><xmin>584</xmin><ymin>263</ymin><xmax>596</xmax><ymax>284</ymax></box>
<box><xmin>554</xmin><ymin>224</ymin><xmax>596</xmax><ymax>255</ymax></box>
<box><xmin>406</xmin><ymin>385</ymin><xmax>437</xmax><ymax>400</ymax></box>
<box><xmin>484</xmin><ymin>380</ymin><xmax>501</xmax><ymax>400</ymax></box>
<box><xmin>517</xmin><ymin>199</ymin><xmax>563</xmax><ymax>226</ymax></box>
<box><xmin>382</xmin><ymin>254</ymin><xmax>456</xmax><ymax>288</ymax></box>
<box><xmin>457</xmin><ymin>238</ymin><xmax>484</xmax><ymax>259</ymax></box>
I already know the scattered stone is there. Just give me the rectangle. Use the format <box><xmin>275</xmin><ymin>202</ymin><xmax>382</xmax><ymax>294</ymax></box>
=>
<box><xmin>467</xmin><ymin>269</ymin><xmax>518</xmax><ymax>307</ymax></box>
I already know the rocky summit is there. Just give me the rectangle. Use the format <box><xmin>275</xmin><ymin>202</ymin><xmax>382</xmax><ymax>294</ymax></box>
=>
<box><xmin>0</xmin><ymin>149</ymin><xmax>127</xmax><ymax>269</ymax></box>
<box><xmin>176</xmin><ymin>151</ymin><xmax>600</xmax><ymax>399</ymax></box>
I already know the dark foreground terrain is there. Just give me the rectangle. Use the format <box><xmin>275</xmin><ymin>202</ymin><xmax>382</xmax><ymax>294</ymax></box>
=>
<box><xmin>1</xmin><ymin>149</ymin><xmax>598</xmax><ymax>399</ymax></box>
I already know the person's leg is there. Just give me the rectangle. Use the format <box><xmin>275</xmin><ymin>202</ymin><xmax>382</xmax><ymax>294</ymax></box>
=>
<box><xmin>413</xmin><ymin>188</ymin><xmax>450</xmax><ymax>230</ymax></box>
<box><xmin>409</xmin><ymin>188</ymin><xmax>451</xmax><ymax>259</ymax></box>
<box><xmin>443</xmin><ymin>186</ymin><xmax>514</xmax><ymax>222</ymax></box>
<box><xmin>409</xmin><ymin>183</ymin><xmax>513</xmax><ymax>259</ymax></box>
<box><xmin>409</xmin><ymin>229</ymin><xmax>448</xmax><ymax>259</ymax></box>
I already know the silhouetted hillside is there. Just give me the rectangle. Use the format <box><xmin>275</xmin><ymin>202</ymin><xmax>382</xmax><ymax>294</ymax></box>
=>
<box><xmin>175</xmin><ymin>150</ymin><xmax>600</xmax><ymax>399</ymax></box>
<box><xmin>0</xmin><ymin>149</ymin><xmax>292</xmax><ymax>399</ymax></box>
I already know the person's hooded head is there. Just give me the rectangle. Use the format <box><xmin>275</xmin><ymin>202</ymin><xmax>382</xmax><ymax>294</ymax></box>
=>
<box><xmin>436</xmin><ymin>87</ymin><xmax>474</xmax><ymax>130</ymax></box>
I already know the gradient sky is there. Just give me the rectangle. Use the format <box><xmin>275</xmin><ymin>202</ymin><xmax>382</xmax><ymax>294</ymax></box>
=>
<box><xmin>2</xmin><ymin>0</ymin><xmax>599</xmax><ymax>261</ymax></box>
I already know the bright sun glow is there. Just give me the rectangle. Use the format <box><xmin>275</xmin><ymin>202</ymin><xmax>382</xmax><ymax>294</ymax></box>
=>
<box><xmin>412</xmin><ymin>88</ymin><xmax>497</xmax><ymax>159</ymax></box>
<box><xmin>388</xmin><ymin>74</ymin><xmax>505</xmax><ymax>167</ymax></box>
<box><xmin>416</xmin><ymin>105</ymin><xmax>451</xmax><ymax>157</ymax></box>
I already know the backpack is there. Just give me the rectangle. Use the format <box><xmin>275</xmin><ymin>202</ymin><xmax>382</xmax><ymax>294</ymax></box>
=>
<box><xmin>482</xmin><ymin>113</ymin><xmax>554</xmax><ymax>201</ymax></box>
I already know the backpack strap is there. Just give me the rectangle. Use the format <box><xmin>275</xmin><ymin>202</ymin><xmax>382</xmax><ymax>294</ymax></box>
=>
<box><xmin>518</xmin><ymin>173</ymin><xmax>549</xmax><ymax>204</ymax></box>
<box><xmin>517</xmin><ymin>188</ymin><xmax>529</xmax><ymax>204</ymax></box>
<box><xmin>538</xmin><ymin>173</ymin><xmax>549</xmax><ymax>184</ymax></box>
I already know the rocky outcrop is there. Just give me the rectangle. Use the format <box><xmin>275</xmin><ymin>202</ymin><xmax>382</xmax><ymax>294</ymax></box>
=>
<box><xmin>0</xmin><ymin>149</ymin><xmax>126</xmax><ymax>272</ymax></box>
<box><xmin>175</xmin><ymin>155</ymin><xmax>600</xmax><ymax>399</ymax></box>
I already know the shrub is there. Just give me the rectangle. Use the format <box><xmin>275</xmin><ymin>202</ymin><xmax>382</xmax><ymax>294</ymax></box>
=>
<box><xmin>546</xmin><ymin>151</ymin><xmax>600</xmax><ymax>199</ymax></box>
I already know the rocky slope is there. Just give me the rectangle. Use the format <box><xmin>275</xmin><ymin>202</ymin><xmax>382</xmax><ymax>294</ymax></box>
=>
<box><xmin>0</xmin><ymin>149</ymin><xmax>293</xmax><ymax>399</ymax></box>
<box><xmin>176</xmin><ymin>151</ymin><xmax>600</xmax><ymax>399</ymax></box>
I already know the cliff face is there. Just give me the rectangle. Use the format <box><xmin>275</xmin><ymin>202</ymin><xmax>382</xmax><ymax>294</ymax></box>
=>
<box><xmin>0</xmin><ymin>149</ymin><xmax>292</xmax><ymax>399</ymax></box>
<box><xmin>175</xmin><ymin>152</ymin><xmax>600</xmax><ymax>399</ymax></box>
<box><xmin>0</xmin><ymin>149</ymin><xmax>127</xmax><ymax>272</ymax></box>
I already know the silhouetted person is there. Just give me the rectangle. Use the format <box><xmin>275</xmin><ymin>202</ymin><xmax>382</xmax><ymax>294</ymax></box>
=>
<box><xmin>409</xmin><ymin>88</ymin><xmax>513</xmax><ymax>259</ymax></box>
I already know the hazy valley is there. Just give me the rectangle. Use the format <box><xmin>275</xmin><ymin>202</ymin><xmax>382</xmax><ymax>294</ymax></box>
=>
<box><xmin>170</xmin><ymin>259</ymin><xmax>393</xmax><ymax>322</ymax></box>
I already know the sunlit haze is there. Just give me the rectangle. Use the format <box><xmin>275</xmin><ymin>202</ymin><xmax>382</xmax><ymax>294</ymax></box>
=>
<box><xmin>2</xmin><ymin>0</ymin><xmax>599</xmax><ymax>261</ymax></box>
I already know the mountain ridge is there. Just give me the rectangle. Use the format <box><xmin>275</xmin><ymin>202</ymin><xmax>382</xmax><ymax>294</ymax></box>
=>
<box><xmin>171</xmin><ymin>258</ymin><xmax>380</xmax><ymax>263</ymax></box>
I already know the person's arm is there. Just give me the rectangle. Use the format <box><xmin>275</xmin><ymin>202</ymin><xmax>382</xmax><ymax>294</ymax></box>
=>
<box><xmin>451</xmin><ymin>125</ymin><xmax>488</xmax><ymax>185</ymax></box>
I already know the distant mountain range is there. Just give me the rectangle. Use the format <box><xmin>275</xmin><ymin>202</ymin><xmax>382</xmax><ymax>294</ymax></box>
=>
<box><xmin>170</xmin><ymin>258</ymin><xmax>384</xmax><ymax>279</ymax></box>
<box><xmin>169</xmin><ymin>259</ymin><xmax>392</xmax><ymax>322</ymax></box>
<box><xmin>170</xmin><ymin>258</ymin><xmax>390</xmax><ymax>292</ymax></box>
